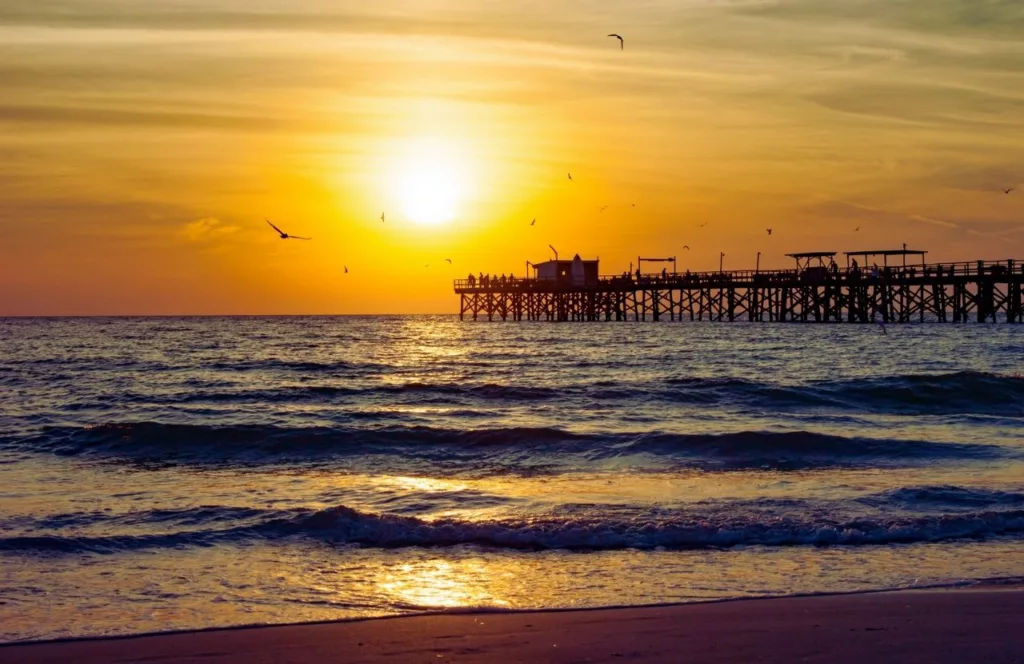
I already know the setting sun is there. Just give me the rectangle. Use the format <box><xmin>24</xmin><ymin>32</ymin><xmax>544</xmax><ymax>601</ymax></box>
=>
<box><xmin>392</xmin><ymin>138</ymin><xmax>470</xmax><ymax>226</ymax></box>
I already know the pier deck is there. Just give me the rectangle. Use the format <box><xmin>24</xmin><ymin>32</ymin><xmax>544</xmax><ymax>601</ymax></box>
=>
<box><xmin>454</xmin><ymin>259</ymin><xmax>1024</xmax><ymax>323</ymax></box>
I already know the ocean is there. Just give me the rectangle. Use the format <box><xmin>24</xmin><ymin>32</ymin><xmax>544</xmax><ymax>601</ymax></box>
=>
<box><xmin>1</xmin><ymin>316</ymin><xmax>1022</xmax><ymax>643</ymax></box>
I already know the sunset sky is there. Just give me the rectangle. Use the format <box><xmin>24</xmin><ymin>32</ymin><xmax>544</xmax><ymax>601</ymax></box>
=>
<box><xmin>1</xmin><ymin>0</ymin><xmax>1023</xmax><ymax>314</ymax></box>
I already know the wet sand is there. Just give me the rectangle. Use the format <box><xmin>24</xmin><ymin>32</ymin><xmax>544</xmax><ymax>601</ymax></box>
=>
<box><xmin>4</xmin><ymin>586</ymin><xmax>1022</xmax><ymax>663</ymax></box>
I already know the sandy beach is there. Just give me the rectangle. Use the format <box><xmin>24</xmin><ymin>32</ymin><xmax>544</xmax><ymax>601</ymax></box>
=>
<box><xmin>5</xmin><ymin>586</ymin><xmax>1022</xmax><ymax>663</ymax></box>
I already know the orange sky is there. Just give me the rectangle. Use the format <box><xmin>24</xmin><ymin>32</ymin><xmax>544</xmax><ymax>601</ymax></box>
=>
<box><xmin>1</xmin><ymin>1</ymin><xmax>1023</xmax><ymax>314</ymax></box>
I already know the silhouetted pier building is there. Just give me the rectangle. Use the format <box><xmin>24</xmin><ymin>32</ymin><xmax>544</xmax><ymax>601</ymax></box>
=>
<box><xmin>531</xmin><ymin>254</ymin><xmax>600</xmax><ymax>287</ymax></box>
<box><xmin>455</xmin><ymin>249</ymin><xmax>1023</xmax><ymax>323</ymax></box>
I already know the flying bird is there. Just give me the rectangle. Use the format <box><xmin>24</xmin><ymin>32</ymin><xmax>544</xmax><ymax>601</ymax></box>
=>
<box><xmin>568</xmin><ymin>173</ymin><xmax>574</xmax><ymax>182</ymax></box>
<box><xmin>699</xmin><ymin>221</ymin><xmax>709</xmax><ymax>228</ymax></box>
<box><xmin>607</xmin><ymin>33</ymin><xmax>624</xmax><ymax>50</ymax></box>
<box><xmin>445</xmin><ymin>258</ymin><xmax>452</xmax><ymax>264</ymax></box>
<box><xmin>600</xmin><ymin>206</ymin><xmax>609</xmax><ymax>213</ymax></box>
<box><xmin>1004</xmin><ymin>187</ymin><xmax>1015</xmax><ymax>194</ymax></box>
<box><xmin>381</xmin><ymin>212</ymin><xmax>385</xmax><ymax>223</ymax></box>
<box><xmin>683</xmin><ymin>245</ymin><xmax>690</xmax><ymax>251</ymax></box>
<box><xmin>266</xmin><ymin>220</ymin><xmax>311</xmax><ymax>240</ymax></box>
<box><xmin>531</xmin><ymin>218</ymin><xmax>536</xmax><ymax>226</ymax></box>
<box><xmin>854</xmin><ymin>226</ymin><xmax>860</xmax><ymax>232</ymax></box>
<box><xmin>344</xmin><ymin>266</ymin><xmax>349</xmax><ymax>274</ymax></box>
<box><xmin>767</xmin><ymin>228</ymin><xmax>773</xmax><ymax>236</ymax></box>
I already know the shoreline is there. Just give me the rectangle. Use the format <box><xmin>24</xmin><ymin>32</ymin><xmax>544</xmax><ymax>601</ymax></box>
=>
<box><xmin>6</xmin><ymin>585</ymin><xmax>1023</xmax><ymax>663</ymax></box>
<box><xmin>5</xmin><ymin>576</ymin><xmax>1021</xmax><ymax>648</ymax></box>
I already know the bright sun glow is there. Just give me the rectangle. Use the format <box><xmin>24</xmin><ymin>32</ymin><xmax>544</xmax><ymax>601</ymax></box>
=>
<box><xmin>392</xmin><ymin>138</ymin><xmax>469</xmax><ymax>226</ymax></box>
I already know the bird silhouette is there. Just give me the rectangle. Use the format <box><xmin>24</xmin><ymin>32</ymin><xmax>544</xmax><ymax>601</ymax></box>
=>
<box><xmin>767</xmin><ymin>228</ymin><xmax>772</xmax><ymax>236</ymax></box>
<box><xmin>854</xmin><ymin>226</ymin><xmax>860</xmax><ymax>232</ymax></box>
<box><xmin>344</xmin><ymin>266</ymin><xmax>349</xmax><ymax>274</ymax></box>
<box><xmin>266</xmin><ymin>220</ymin><xmax>311</xmax><ymax>240</ymax></box>
<box><xmin>631</xmin><ymin>203</ymin><xmax>636</xmax><ymax>207</ymax></box>
<box><xmin>1004</xmin><ymin>187</ymin><xmax>1015</xmax><ymax>194</ymax></box>
<box><xmin>531</xmin><ymin>218</ymin><xmax>536</xmax><ymax>226</ymax></box>
<box><xmin>424</xmin><ymin>264</ymin><xmax>430</xmax><ymax>268</ymax></box>
<box><xmin>699</xmin><ymin>221</ymin><xmax>709</xmax><ymax>227</ymax></box>
<box><xmin>445</xmin><ymin>258</ymin><xmax>452</xmax><ymax>264</ymax></box>
<box><xmin>600</xmin><ymin>205</ymin><xmax>609</xmax><ymax>213</ymax></box>
<box><xmin>683</xmin><ymin>245</ymin><xmax>690</xmax><ymax>250</ymax></box>
<box><xmin>381</xmin><ymin>212</ymin><xmax>385</xmax><ymax>223</ymax></box>
<box><xmin>607</xmin><ymin>33</ymin><xmax>624</xmax><ymax>50</ymax></box>
<box><xmin>568</xmin><ymin>173</ymin><xmax>574</xmax><ymax>182</ymax></box>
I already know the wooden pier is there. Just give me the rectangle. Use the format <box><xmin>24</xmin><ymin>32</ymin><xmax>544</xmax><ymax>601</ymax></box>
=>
<box><xmin>455</xmin><ymin>252</ymin><xmax>1024</xmax><ymax>323</ymax></box>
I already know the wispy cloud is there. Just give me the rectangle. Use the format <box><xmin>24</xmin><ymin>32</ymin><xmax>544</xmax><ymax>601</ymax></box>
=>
<box><xmin>181</xmin><ymin>217</ymin><xmax>239</xmax><ymax>242</ymax></box>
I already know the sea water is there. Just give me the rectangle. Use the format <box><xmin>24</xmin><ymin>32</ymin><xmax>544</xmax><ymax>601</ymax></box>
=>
<box><xmin>1</xmin><ymin>316</ymin><xmax>1022</xmax><ymax>642</ymax></box>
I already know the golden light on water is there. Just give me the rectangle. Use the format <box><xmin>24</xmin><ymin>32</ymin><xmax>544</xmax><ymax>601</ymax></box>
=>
<box><xmin>378</xmin><ymin>559</ymin><xmax>511</xmax><ymax>609</ymax></box>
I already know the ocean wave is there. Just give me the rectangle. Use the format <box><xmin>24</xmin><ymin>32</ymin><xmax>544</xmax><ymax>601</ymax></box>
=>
<box><xmin>815</xmin><ymin>371</ymin><xmax>1024</xmax><ymax>415</ymax></box>
<box><xmin>860</xmin><ymin>485</ymin><xmax>1024</xmax><ymax>510</ymax></box>
<box><xmin>10</xmin><ymin>369</ymin><xmax>1022</xmax><ymax>416</ymax></box>
<box><xmin>378</xmin><ymin>383</ymin><xmax>559</xmax><ymax>400</ymax></box>
<box><xmin>160</xmin><ymin>371</ymin><xmax>1019</xmax><ymax>413</ymax></box>
<box><xmin>610</xmin><ymin>431</ymin><xmax>996</xmax><ymax>467</ymax></box>
<box><xmin>107</xmin><ymin>382</ymin><xmax>560</xmax><ymax>406</ymax></box>
<box><xmin>5</xmin><ymin>504</ymin><xmax>1023</xmax><ymax>554</ymax></box>
<box><xmin>3</xmin><ymin>423</ymin><xmax>1004</xmax><ymax>469</ymax></box>
<box><xmin>207</xmin><ymin>359</ymin><xmax>370</xmax><ymax>373</ymax></box>
<box><xmin>659</xmin><ymin>371</ymin><xmax>1024</xmax><ymax>415</ymax></box>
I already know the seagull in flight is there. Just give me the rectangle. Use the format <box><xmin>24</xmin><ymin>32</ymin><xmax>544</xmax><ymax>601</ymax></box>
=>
<box><xmin>766</xmin><ymin>228</ymin><xmax>773</xmax><ymax>236</ymax></box>
<box><xmin>381</xmin><ymin>212</ymin><xmax>385</xmax><ymax>223</ymax></box>
<box><xmin>344</xmin><ymin>266</ymin><xmax>349</xmax><ymax>274</ymax></box>
<box><xmin>607</xmin><ymin>33</ymin><xmax>624</xmax><ymax>50</ymax></box>
<box><xmin>854</xmin><ymin>226</ymin><xmax>860</xmax><ymax>232</ymax></box>
<box><xmin>445</xmin><ymin>258</ymin><xmax>452</xmax><ymax>264</ymax></box>
<box><xmin>683</xmin><ymin>245</ymin><xmax>690</xmax><ymax>251</ymax></box>
<box><xmin>531</xmin><ymin>218</ymin><xmax>536</xmax><ymax>226</ymax></box>
<box><xmin>1004</xmin><ymin>187</ymin><xmax>1015</xmax><ymax>194</ymax></box>
<box><xmin>568</xmin><ymin>172</ymin><xmax>574</xmax><ymax>182</ymax></box>
<box><xmin>600</xmin><ymin>205</ymin><xmax>609</xmax><ymax>213</ymax></box>
<box><xmin>266</xmin><ymin>220</ymin><xmax>311</xmax><ymax>240</ymax></box>
<box><xmin>699</xmin><ymin>221</ymin><xmax>709</xmax><ymax>228</ymax></box>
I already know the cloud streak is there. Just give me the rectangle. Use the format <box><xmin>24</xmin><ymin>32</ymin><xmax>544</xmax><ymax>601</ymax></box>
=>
<box><xmin>181</xmin><ymin>217</ymin><xmax>239</xmax><ymax>242</ymax></box>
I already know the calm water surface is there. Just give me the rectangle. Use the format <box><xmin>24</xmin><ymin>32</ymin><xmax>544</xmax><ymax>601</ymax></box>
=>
<box><xmin>1</xmin><ymin>316</ymin><xmax>1022</xmax><ymax>642</ymax></box>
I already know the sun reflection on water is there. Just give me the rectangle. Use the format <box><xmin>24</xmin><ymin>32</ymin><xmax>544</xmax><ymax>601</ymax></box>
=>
<box><xmin>377</xmin><ymin>559</ymin><xmax>512</xmax><ymax>610</ymax></box>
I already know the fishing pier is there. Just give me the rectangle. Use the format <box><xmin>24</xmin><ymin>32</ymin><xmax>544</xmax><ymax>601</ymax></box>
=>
<box><xmin>454</xmin><ymin>251</ymin><xmax>1024</xmax><ymax>323</ymax></box>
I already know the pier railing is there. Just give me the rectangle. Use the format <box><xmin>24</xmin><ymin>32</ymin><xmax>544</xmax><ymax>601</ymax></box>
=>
<box><xmin>454</xmin><ymin>259</ymin><xmax>1022</xmax><ymax>292</ymax></box>
<box><xmin>454</xmin><ymin>259</ymin><xmax>1024</xmax><ymax>323</ymax></box>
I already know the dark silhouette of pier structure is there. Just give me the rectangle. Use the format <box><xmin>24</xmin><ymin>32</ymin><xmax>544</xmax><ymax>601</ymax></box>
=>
<box><xmin>455</xmin><ymin>250</ymin><xmax>1024</xmax><ymax>323</ymax></box>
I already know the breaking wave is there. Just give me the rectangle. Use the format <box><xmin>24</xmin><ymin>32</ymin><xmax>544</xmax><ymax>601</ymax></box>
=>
<box><xmin>3</xmin><ymin>423</ymin><xmax>1005</xmax><ymax>470</ymax></box>
<box><xmin>4</xmin><ymin>501</ymin><xmax>1023</xmax><ymax>554</ymax></box>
